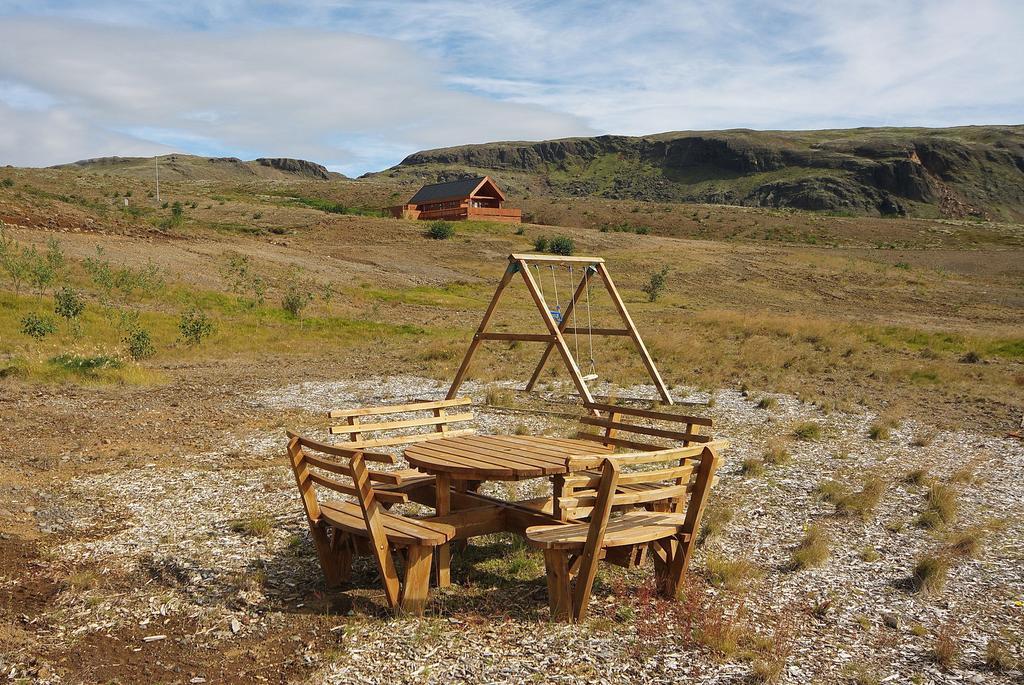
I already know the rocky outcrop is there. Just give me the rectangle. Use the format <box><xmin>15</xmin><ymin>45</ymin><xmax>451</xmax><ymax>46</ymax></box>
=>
<box><xmin>255</xmin><ymin>157</ymin><xmax>331</xmax><ymax>180</ymax></box>
<box><xmin>380</xmin><ymin>126</ymin><xmax>1024</xmax><ymax>219</ymax></box>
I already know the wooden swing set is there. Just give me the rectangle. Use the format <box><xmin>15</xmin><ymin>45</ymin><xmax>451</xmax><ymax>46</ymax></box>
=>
<box><xmin>446</xmin><ymin>254</ymin><xmax>673</xmax><ymax>405</ymax></box>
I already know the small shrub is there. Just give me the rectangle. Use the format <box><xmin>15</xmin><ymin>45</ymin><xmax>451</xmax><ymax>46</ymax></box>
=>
<box><xmin>756</xmin><ymin>396</ymin><xmax>778</xmax><ymax>410</ymax></box>
<box><xmin>640</xmin><ymin>266</ymin><xmax>669</xmax><ymax>302</ymax></box>
<box><xmin>949</xmin><ymin>465</ymin><xmax>975</xmax><ymax>484</ymax></box>
<box><xmin>252</xmin><ymin>212</ymin><xmax>263</xmax><ymax>220</ymax></box>
<box><xmin>123</xmin><ymin>327</ymin><xmax>155</xmax><ymax>360</ymax></box>
<box><xmin>0</xmin><ymin>178</ymin><xmax>13</xmax><ymax>187</ymax></box>
<box><xmin>792</xmin><ymin>421</ymin><xmax>821</xmax><ymax>441</ymax></box>
<box><xmin>910</xmin><ymin>554</ymin><xmax>949</xmax><ymax>595</ymax></box>
<box><xmin>841</xmin><ymin>664</ymin><xmax>880</xmax><ymax>685</ymax></box>
<box><xmin>547</xmin><ymin>235</ymin><xmax>575</xmax><ymax>256</ymax></box>
<box><xmin>514</xmin><ymin>226</ymin><xmax>525</xmax><ymax>235</ymax></box>
<box><xmin>909</xmin><ymin>623</ymin><xmax>928</xmax><ymax>637</ymax></box>
<box><xmin>815</xmin><ymin>480</ymin><xmax>846</xmax><ymax>504</ymax></box>
<box><xmin>54</xmin><ymin>286</ymin><xmax>85</xmax><ymax>321</ymax></box>
<box><xmin>426</xmin><ymin>221</ymin><xmax>455</xmax><ymax>240</ymax></box>
<box><xmin>788</xmin><ymin>524</ymin><xmax>829</xmax><ymax>571</ymax></box>
<box><xmin>932</xmin><ymin>623</ymin><xmax>960</xmax><ymax>669</ymax></box>
<box><xmin>178</xmin><ymin>307</ymin><xmax>214</xmax><ymax>345</ymax></box>
<box><xmin>20</xmin><ymin>312</ymin><xmax>57</xmax><ymax>339</ymax></box>
<box><xmin>485</xmin><ymin>385</ymin><xmax>513</xmax><ymax>407</ymax></box>
<box><xmin>959</xmin><ymin>350</ymin><xmax>981</xmax><ymax>364</ymax></box>
<box><xmin>282</xmin><ymin>284</ymin><xmax>314</xmax><ymax>318</ymax></box>
<box><xmin>532</xmin><ymin>236</ymin><xmax>549</xmax><ymax>252</ymax></box>
<box><xmin>741</xmin><ymin>457</ymin><xmax>765</xmax><ymax>477</ymax></box>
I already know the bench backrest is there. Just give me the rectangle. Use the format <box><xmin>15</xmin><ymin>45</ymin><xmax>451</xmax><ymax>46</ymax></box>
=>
<box><xmin>575</xmin><ymin>402</ymin><xmax>713</xmax><ymax>452</ymax></box>
<box><xmin>327</xmin><ymin>398</ymin><xmax>474</xmax><ymax>448</ymax></box>
<box><xmin>558</xmin><ymin>441</ymin><xmax>726</xmax><ymax>520</ymax></box>
<box><xmin>287</xmin><ymin>432</ymin><xmax>409</xmax><ymax>533</ymax></box>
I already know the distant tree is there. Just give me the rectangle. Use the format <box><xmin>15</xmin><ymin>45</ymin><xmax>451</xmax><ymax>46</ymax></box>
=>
<box><xmin>641</xmin><ymin>267</ymin><xmax>670</xmax><ymax>302</ymax></box>
<box><xmin>179</xmin><ymin>307</ymin><xmax>214</xmax><ymax>345</ymax></box>
<box><xmin>20</xmin><ymin>312</ymin><xmax>56</xmax><ymax>339</ymax></box>
<box><xmin>548</xmin><ymin>236</ymin><xmax>575</xmax><ymax>256</ymax></box>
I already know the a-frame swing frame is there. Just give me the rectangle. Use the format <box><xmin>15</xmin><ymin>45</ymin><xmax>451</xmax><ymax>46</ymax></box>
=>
<box><xmin>446</xmin><ymin>254</ymin><xmax>674</xmax><ymax>405</ymax></box>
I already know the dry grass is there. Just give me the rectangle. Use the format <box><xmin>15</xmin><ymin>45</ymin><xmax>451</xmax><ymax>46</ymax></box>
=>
<box><xmin>859</xmin><ymin>546</ymin><xmax>880</xmax><ymax>562</ymax></box>
<box><xmin>932</xmin><ymin>623</ymin><xmax>961</xmax><ymax>669</ymax></box>
<box><xmin>484</xmin><ymin>385</ymin><xmax>513</xmax><ymax>407</ymax></box>
<box><xmin>904</xmin><ymin>467</ymin><xmax>930</xmax><ymax>486</ymax></box>
<box><xmin>984</xmin><ymin>638</ymin><xmax>1017</xmax><ymax>672</ymax></box>
<box><xmin>834</xmin><ymin>476</ymin><xmax>886</xmax><ymax>520</ymax></box>
<box><xmin>868</xmin><ymin>408</ymin><xmax>903</xmax><ymax>441</ymax></box>
<box><xmin>704</xmin><ymin>554</ymin><xmax>764</xmax><ymax>591</ymax></box>
<box><xmin>763</xmin><ymin>439</ymin><xmax>791</xmax><ymax>466</ymax></box>
<box><xmin>788</xmin><ymin>524</ymin><xmax>829</xmax><ymax>571</ymax></box>
<box><xmin>755</xmin><ymin>396</ymin><xmax>778</xmax><ymax>411</ymax></box>
<box><xmin>942</xmin><ymin>528</ymin><xmax>983</xmax><ymax>559</ymax></box>
<box><xmin>741</xmin><ymin>458</ymin><xmax>766</xmax><ymax>477</ymax></box>
<box><xmin>949</xmin><ymin>464</ymin><xmax>977</xmax><ymax>484</ymax></box>
<box><xmin>699</xmin><ymin>503</ymin><xmax>735</xmax><ymax>545</ymax></box>
<box><xmin>815</xmin><ymin>480</ymin><xmax>846</xmax><ymax>504</ymax></box>
<box><xmin>911</xmin><ymin>430</ymin><xmax>936</xmax><ymax>447</ymax></box>
<box><xmin>842</xmin><ymin>664</ymin><xmax>881</xmax><ymax>685</ymax></box>
<box><xmin>229</xmin><ymin>514</ymin><xmax>273</xmax><ymax>537</ymax></box>
<box><xmin>910</xmin><ymin>554</ymin><xmax>949</xmax><ymax>595</ymax></box>
<box><xmin>916</xmin><ymin>482</ymin><xmax>959</xmax><ymax>529</ymax></box>
<box><xmin>791</xmin><ymin>421</ymin><xmax>822</xmax><ymax>441</ymax></box>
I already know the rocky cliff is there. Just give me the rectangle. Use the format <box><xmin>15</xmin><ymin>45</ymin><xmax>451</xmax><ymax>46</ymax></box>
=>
<box><xmin>372</xmin><ymin>126</ymin><xmax>1024</xmax><ymax>219</ymax></box>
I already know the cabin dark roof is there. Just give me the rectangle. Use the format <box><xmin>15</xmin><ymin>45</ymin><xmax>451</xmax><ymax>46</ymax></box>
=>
<box><xmin>408</xmin><ymin>177</ymin><xmax>487</xmax><ymax>205</ymax></box>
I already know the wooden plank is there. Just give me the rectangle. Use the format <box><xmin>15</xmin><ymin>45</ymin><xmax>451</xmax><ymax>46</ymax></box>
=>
<box><xmin>543</xmin><ymin>549</ymin><xmax>572</xmax><ymax>622</ymax></box>
<box><xmin>571</xmin><ymin>459</ymin><xmax>618</xmax><ymax>621</ymax></box>
<box><xmin>400</xmin><ymin>545</ymin><xmax>432</xmax><ymax>616</ymax></box>
<box><xmin>477</xmin><ymin>332</ymin><xmax>556</xmax><ymax>342</ymax></box>
<box><xmin>594</xmin><ymin>262</ymin><xmax>673</xmax><ymax>405</ymax></box>
<box><xmin>447</xmin><ymin>262</ymin><xmax>516</xmax><ymax>399</ymax></box>
<box><xmin>574</xmin><ymin>432</ymin><xmax>664</xmax><ymax>452</ymax></box>
<box><xmin>287</xmin><ymin>431</ymin><xmax>395</xmax><ymax>464</ymax></box>
<box><xmin>510</xmin><ymin>253</ymin><xmax>605</xmax><ymax>264</ymax></box>
<box><xmin>577</xmin><ymin>415</ymin><xmax>712</xmax><ymax>443</ymax></box>
<box><xmin>328</xmin><ymin>397</ymin><xmax>471</xmax><ymax>418</ymax></box>
<box><xmin>435</xmin><ymin>472</ymin><xmax>452</xmax><ymax>587</ymax></box>
<box><xmin>307</xmin><ymin>472</ymin><xmax>359</xmax><ymax>498</ymax></box>
<box><xmin>561</xmin><ymin>327</ymin><xmax>630</xmax><ymax>336</ymax></box>
<box><xmin>343</xmin><ymin>428</ymin><xmax>475</xmax><ymax>448</ymax></box>
<box><xmin>562</xmin><ymin>483</ymin><xmax>691</xmax><ymax>509</ymax></box>
<box><xmin>426</xmin><ymin>505</ymin><xmax>506</xmax><ymax>539</ymax></box>
<box><xmin>455</xmin><ymin>436</ymin><xmax>570</xmax><ymax>472</ymax></box>
<box><xmin>329</xmin><ymin>412</ymin><xmax>473</xmax><ymax>434</ymax></box>
<box><xmin>582</xmin><ymin>402</ymin><xmax>714</xmax><ymax>426</ymax></box>
<box><xmin>527</xmin><ymin>512</ymin><xmax>690</xmax><ymax>550</ymax></box>
<box><xmin>350</xmin><ymin>452</ymin><xmax>401</xmax><ymax>608</ymax></box>
<box><xmin>405</xmin><ymin>442</ymin><xmax>519</xmax><ymax>478</ymax></box>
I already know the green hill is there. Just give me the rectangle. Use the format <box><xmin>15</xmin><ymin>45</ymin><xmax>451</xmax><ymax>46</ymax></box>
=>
<box><xmin>56</xmin><ymin>154</ymin><xmax>346</xmax><ymax>182</ymax></box>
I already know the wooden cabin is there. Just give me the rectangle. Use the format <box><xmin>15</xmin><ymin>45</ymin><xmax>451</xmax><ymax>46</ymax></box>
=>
<box><xmin>388</xmin><ymin>176</ymin><xmax>521</xmax><ymax>223</ymax></box>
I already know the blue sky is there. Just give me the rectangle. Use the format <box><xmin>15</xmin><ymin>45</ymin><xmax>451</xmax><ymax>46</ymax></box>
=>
<box><xmin>0</xmin><ymin>1</ymin><xmax>1021</xmax><ymax>175</ymax></box>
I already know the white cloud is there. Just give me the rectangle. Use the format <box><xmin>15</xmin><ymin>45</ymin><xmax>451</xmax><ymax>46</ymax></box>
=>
<box><xmin>0</xmin><ymin>17</ymin><xmax>591</xmax><ymax>171</ymax></box>
<box><xmin>0</xmin><ymin>1</ymin><xmax>1021</xmax><ymax>172</ymax></box>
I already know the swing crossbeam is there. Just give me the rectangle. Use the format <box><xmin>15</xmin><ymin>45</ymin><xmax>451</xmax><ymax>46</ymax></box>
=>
<box><xmin>446</xmin><ymin>254</ymin><xmax>674</xmax><ymax>406</ymax></box>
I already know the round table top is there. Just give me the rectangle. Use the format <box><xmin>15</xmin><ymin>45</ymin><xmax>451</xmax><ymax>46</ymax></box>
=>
<box><xmin>404</xmin><ymin>434</ymin><xmax>599</xmax><ymax>480</ymax></box>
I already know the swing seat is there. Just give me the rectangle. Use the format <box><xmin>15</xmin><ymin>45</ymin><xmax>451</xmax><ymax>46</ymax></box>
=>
<box><xmin>551</xmin><ymin>311</ymin><xmax>563</xmax><ymax>324</ymax></box>
<box><xmin>581</xmin><ymin>373</ymin><xmax>599</xmax><ymax>382</ymax></box>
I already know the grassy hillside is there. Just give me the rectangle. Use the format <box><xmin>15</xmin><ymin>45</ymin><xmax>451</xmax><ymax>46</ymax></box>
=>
<box><xmin>55</xmin><ymin>153</ymin><xmax>346</xmax><ymax>182</ymax></box>
<box><xmin>369</xmin><ymin>125</ymin><xmax>1024</xmax><ymax>221</ymax></box>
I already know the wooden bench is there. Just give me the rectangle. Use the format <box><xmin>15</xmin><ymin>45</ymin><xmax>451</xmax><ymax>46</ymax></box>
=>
<box><xmin>525</xmin><ymin>442</ymin><xmax>725</xmax><ymax>622</ymax></box>
<box><xmin>327</xmin><ymin>398</ymin><xmax>475</xmax><ymax>504</ymax></box>
<box><xmin>545</xmin><ymin>402</ymin><xmax>714</xmax><ymax>521</ymax></box>
<box><xmin>287</xmin><ymin>432</ymin><xmax>456</xmax><ymax>616</ymax></box>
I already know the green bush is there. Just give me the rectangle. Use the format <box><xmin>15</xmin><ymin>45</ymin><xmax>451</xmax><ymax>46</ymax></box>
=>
<box><xmin>426</xmin><ymin>221</ymin><xmax>455</xmax><ymax>240</ymax></box>
<box><xmin>54</xmin><ymin>286</ymin><xmax>85</xmax><ymax>321</ymax></box>
<box><xmin>20</xmin><ymin>312</ymin><xmax>57</xmax><ymax>339</ymax></box>
<box><xmin>179</xmin><ymin>307</ymin><xmax>214</xmax><ymax>345</ymax></box>
<box><xmin>533</xmin><ymin>236</ymin><xmax>549</xmax><ymax>252</ymax></box>
<box><xmin>548</xmin><ymin>236</ymin><xmax>575</xmax><ymax>256</ymax></box>
<box><xmin>0</xmin><ymin>178</ymin><xmax>13</xmax><ymax>188</ymax></box>
<box><xmin>641</xmin><ymin>267</ymin><xmax>670</xmax><ymax>302</ymax></box>
<box><xmin>282</xmin><ymin>284</ymin><xmax>314</xmax><ymax>318</ymax></box>
<box><xmin>49</xmin><ymin>353</ymin><xmax>122</xmax><ymax>374</ymax></box>
<box><xmin>123</xmin><ymin>327</ymin><xmax>155</xmax><ymax>360</ymax></box>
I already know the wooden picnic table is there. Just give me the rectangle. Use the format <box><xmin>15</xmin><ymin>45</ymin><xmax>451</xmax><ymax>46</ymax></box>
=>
<box><xmin>405</xmin><ymin>434</ymin><xmax>605</xmax><ymax>586</ymax></box>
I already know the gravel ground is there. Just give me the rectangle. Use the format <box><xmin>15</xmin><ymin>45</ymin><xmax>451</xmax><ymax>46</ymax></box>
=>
<box><xmin>4</xmin><ymin>375</ymin><xmax>1023</xmax><ymax>684</ymax></box>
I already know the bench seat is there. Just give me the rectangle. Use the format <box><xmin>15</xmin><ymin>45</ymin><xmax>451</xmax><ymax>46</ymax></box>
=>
<box><xmin>526</xmin><ymin>511</ymin><xmax>691</xmax><ymax>550</ymax></box>
<box><xmin>319</xmin><ymin>499</ymin><xmax>455</xmax><ymax>547</ymax></box>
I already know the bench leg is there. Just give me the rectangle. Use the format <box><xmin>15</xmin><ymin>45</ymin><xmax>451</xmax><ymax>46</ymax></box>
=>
<box><xmin>543</xmin><ymin>549</ymin><xmax>572</xmax><ymax>622</ymax></box>
<box><xmin>435</xmin><ymin>473</ymin><xmax>452</xmax><ymax>587</ymax></box>
<box><xmin>400</xmin><ymin>544</ymin><xmax>433</xmax><ymax>616</ymax></box>
<box><xmin>652</xmin><ymin>534</ymin><xmax>691</xmax><ymax>599</ymax></box>
<box><xmin>310</xmin><ymin>522</ymin><xmax>345</xmax><ymax>588</ymax></box>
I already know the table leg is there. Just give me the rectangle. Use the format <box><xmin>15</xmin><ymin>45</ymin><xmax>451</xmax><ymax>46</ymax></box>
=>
<box><xmin>435</xmin><ymin>472</ymin><xmax>451</xmax><ymax>587</ymax></box>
